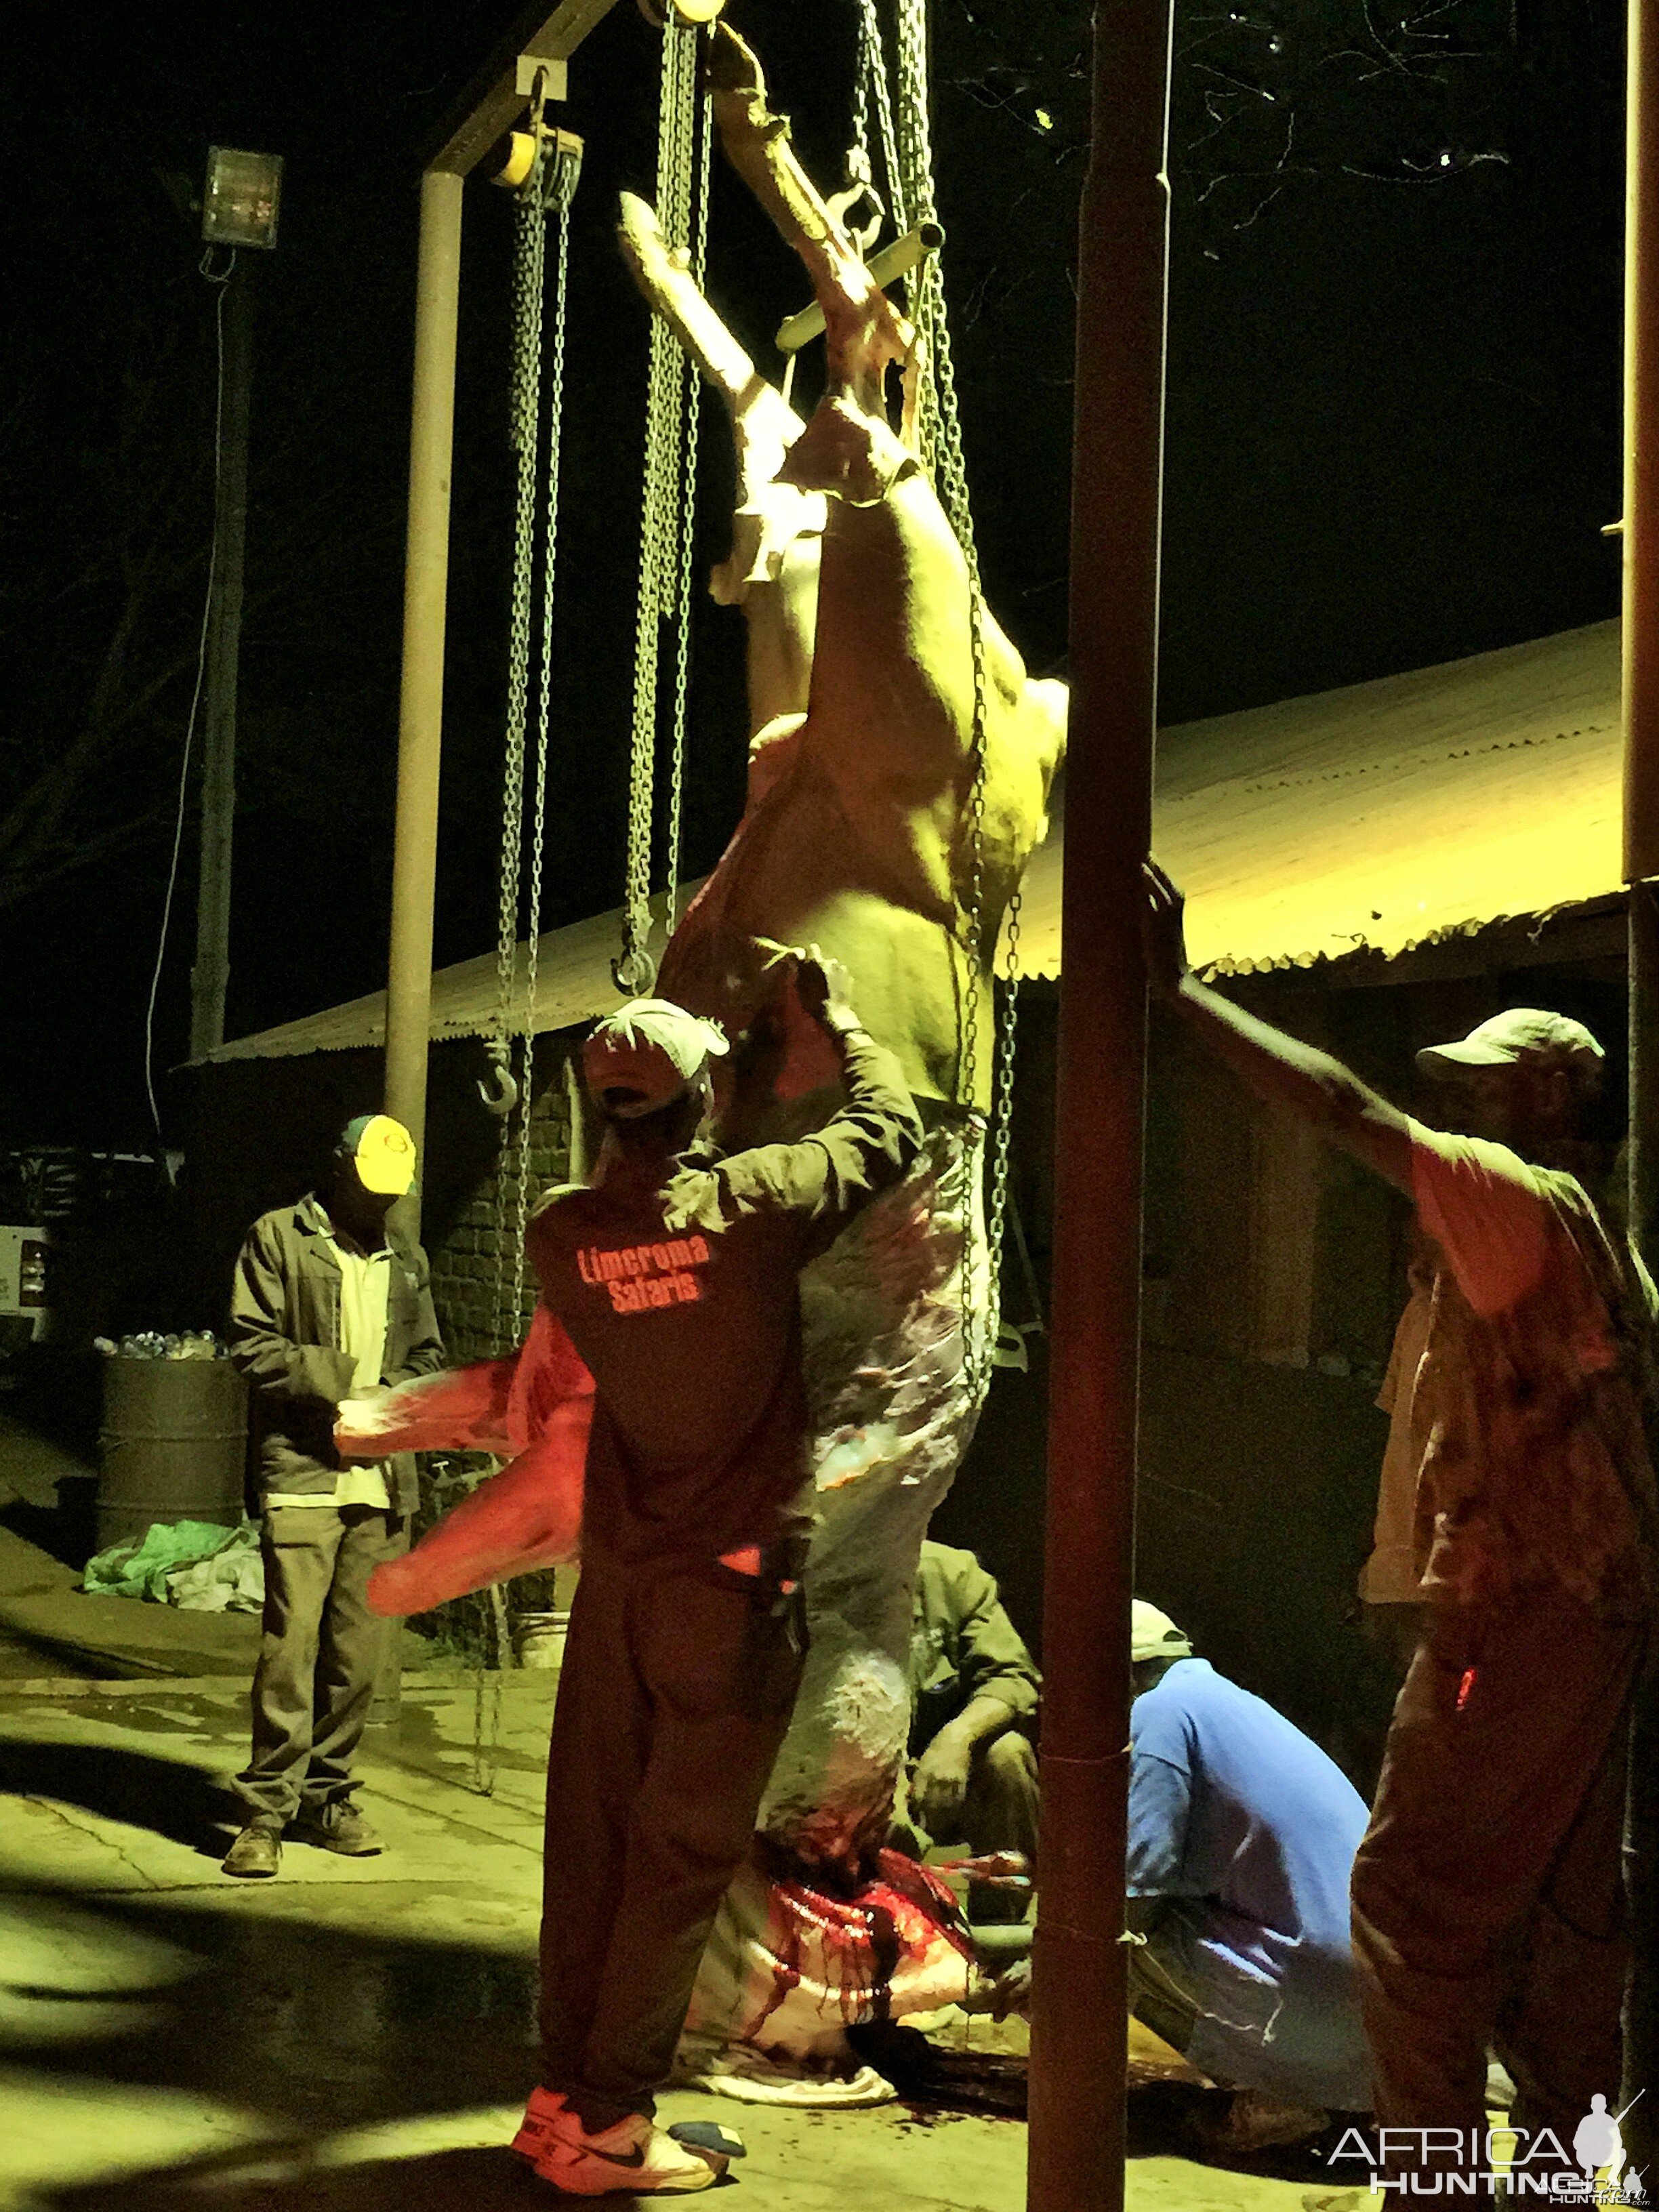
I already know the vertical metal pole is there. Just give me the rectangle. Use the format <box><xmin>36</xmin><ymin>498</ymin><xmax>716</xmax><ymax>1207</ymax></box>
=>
<box><xmin>1027</xmin><ymin>3</ymin><xmax>1172</xmax><ymax>2209</ymax></box>
<box><xmin>190</xmin><ymin>260</ymin><xmax>255</xmax><ymax>1061</ymax></box>
<box><xmin>1622</xmin><ymin>0</ymin><xmax>1659</xmax><ymax>2161</ymax></box>
<box><xmin>384</xmin><ymin>169</ymin><xmax>464</xmax><ymax>1203</ymax></box>
<box><xmin>373</xmin><ymin>168</ymin><xmax>462</xmax><ymax>1726</ymax></box>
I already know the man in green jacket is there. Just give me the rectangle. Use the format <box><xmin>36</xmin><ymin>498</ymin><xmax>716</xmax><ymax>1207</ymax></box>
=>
<box><xmin>894</xmin><ymin>1540</ymin><xmax>1040</xmax><ymax>1923</ymax></box>
<box><xmin>222</xmin><ymin>1114</ymin><xmax>443</xmax><ymax>1878</ymax></box>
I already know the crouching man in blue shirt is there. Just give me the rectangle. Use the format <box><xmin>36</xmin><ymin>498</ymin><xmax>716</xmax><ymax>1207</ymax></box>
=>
<box><xmin>1125</xmin><ymin>1600</ymin><xmax>1372</xmax><ymax>2136</ymax></box>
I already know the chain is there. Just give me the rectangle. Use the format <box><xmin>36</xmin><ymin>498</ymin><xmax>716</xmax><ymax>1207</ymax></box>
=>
<box><xmin>857</xmin><ymin>0</ymin><xmax>909</xmax><ymax>237</ymax></box>
<box><xmin>472</xmin><ymin>131</ymin><xmax>579</xmax><ymax>1801</ymax></box>
<box><xmin>491</xmin><ymin>137</ymin><xmax>548</xmax><ymax>1355</ymax></box>
<box><xmin>663</xmin><ymin>64</ymin><xmax>712</xmax><ymax>930</ymax></box>
<box><xmin>469</xmin><ymin>1582</ymin><xmax>508</xmax><ymax>1797</ymax></box>
<box><xmin>506</xmin><ymin>180</ymin><xmax>575</xmax><ymax>1341</ymax></box>
<box><xmin>886</xmin><ymin>0</ymin><xmax>1020</xmax><ymax>1404</ymax></box>
<box><xmin>618</xmin><ymin>23</ymin><xmax>704</xmax><ymax>991</ymax></box>
<box><xmin>850</xmin><ymin>10</ymin><xmax>873</xmax><ymax>186</ymax></box>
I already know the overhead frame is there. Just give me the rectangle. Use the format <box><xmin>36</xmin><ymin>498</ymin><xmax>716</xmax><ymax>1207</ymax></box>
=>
<box><xmin>382</xmin><ymin>0</ymin><xmax>627</xmax><ymax>1188</ymax></box>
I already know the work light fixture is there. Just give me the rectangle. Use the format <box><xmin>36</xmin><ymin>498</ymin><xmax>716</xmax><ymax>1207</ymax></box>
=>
<box><xmin>201</xmin><ymin>147</ymin><xmax>283</xmax><ymax>251</ymax></box>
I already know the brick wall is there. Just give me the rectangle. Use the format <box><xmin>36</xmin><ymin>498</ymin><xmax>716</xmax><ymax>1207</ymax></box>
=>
<box><xmin>427</xmin><ymin>1037</ymin><xmax>577</xmax><ymax>1364</ymax></box>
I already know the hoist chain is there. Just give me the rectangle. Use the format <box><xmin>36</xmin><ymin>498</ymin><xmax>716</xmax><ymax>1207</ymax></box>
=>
<box><xmin>490</xmin><ymin>140</ymin><xmax>549</xmax><ymax>1357</ymax></box>
<box><xmin>854</xmin><ymin>0</ymin><xmax>909</xmax><ymax>240</ymax></box>
<box><xmin>472</xmin><ymin>132</ymin><xmax>579</xmax><ymax>1799</ymax></box>
<box><xmin>490</xmin><ymin>128</ymin><xmax>581</xmax><ymax>1352</ymax></box>
<box><xmin>505</xmin><ymin>190</ymin><xmax>574</xmax><ymax>1341</ymax></box>
<box><xmin>470</xmin><ymin>1581</ymin><xmax>509</xmax><ymax>1797</ymax></box>
<box><xmin>887</xmin><ymin>0</ymin><xmax>1021</xmax><ymax>1406</ymax></box>
<box><xmin>663</xmin><ymin>76</ymin><xmax>712</xmax><ymax>933</ymax></box>
<box><xmin>618</xmin><ymin>23</ymin><xmax>705</xmax><ymax>994</ymax></box>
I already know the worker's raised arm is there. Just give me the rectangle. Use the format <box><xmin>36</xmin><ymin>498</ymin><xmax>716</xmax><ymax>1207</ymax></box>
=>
<box><xmin>1142</xmin><ymin>861</ymin><xmax>1414</xmax><ymax>1196</ymax></box>
<box><xmin>700</xmin><ymin>952</ymin><xmax>924</xmax><ymax>1246</ymax></box>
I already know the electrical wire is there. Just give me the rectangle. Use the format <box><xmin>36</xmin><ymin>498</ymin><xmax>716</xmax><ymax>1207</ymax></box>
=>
<box><xmin>143</xmin><ymin>248</ymin><xmax>232</xmax><ymax>1142</ymax></box>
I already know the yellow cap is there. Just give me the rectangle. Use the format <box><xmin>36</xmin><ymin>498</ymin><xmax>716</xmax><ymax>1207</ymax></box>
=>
<box><xmin>342</xmin><ymin>1113</ymin><xmax>416</xmax><ymax>1196</ymax></box>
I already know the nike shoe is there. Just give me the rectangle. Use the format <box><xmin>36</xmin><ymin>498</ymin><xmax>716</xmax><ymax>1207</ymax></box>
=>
<box><xmin>531</xmin><ymin>2108</ymin><xmax>726</xmax><ymax>2196</ymax></box>
<box><xmin>511</xmin><ymin>2086</ymin><xmax>570</xmax><ymax>2161</ymax></box>
<box><xmin>514</xmin><ymin>2093</ymin><xmax>744</xmax><ymax>2175</ymax></box>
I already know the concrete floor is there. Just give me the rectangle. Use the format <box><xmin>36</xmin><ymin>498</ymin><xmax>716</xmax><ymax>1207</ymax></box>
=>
<box><xmin>0</xmin><ymin>1666</ymin><xmax>1332</xmax><ymax>2212</ymax></box>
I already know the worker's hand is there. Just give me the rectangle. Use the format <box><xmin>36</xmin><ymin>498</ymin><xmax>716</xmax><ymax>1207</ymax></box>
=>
<box><xmin>911</xmin><ymin>1727</ymin><xmax>975</xmax><ymax>1837</ymax></box>
<box><xmin>989</xmin><ymin>1956</ymin><xmax>1031</xmax><ymax>2023</ymax></box>
<box><xmin>791</xmin><ymin>945</ymin><xmax>858</xmax><ymax>1031</ymax></box>
<box><xmin>1140</xmin><ymin>859</ymin><xmax>1191</xmax><ymax>998</ymax></box>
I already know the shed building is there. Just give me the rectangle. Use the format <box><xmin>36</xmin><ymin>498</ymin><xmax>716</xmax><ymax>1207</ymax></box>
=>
<box><xmin>186</xmin><ymin>617</ymin><xmax>1627</xmax><ymax>1773</ymax></box>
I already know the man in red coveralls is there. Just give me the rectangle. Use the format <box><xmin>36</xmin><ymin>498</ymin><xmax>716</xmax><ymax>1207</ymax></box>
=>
<box><xmin>510</xmin><ymin>955</ymin><xmax>921</xmax><ymax>2196</ymax></box>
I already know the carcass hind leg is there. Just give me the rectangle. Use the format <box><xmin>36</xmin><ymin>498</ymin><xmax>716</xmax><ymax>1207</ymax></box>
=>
<box><xmin>617</xmin><ymin>189</ymin><xmax>823</xmax><ymax>730</ymax></box>
<box><xmin>707</xmin><ymin>22</ymin><xmax>910</xmax><ymax>419</ymax></box>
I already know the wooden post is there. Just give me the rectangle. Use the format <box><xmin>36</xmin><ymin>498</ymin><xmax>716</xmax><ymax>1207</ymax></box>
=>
<box><xmin>1622</xmin><ymin>0</ymin><xmax>1659</xmax><ymax>2161</ymax></box>
<box><xmin>190</xmin><ymin>259</ymin><xmax>255</xmax><ymax>1061</ymax></box>
<box><xmin>1026</xmin><ymin>2</ymin><xmax>1173</xmax><ymax>2207</ymax></box>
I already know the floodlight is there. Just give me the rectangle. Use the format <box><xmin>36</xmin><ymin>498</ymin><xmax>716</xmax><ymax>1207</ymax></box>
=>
<box><xmin>202</xmin><ymin>148</ymin><xmax>283</xmax><ymax>251</ymax></box>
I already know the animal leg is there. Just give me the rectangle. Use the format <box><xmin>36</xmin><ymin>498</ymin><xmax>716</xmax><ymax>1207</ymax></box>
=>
<box><xmin>707</xmin><ymin>22</ymin><xmax>911</xmax><ymax>421</ymax></box>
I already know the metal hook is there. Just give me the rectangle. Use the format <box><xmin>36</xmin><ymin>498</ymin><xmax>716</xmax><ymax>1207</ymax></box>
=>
<box><xmin>529</xmin><ymin>63</ymin><xmax>551</xmax><ymax>134</ymax></box>
<box><xmin>611</xmin><ymin>947</ymin><xmax>657</xmax><ymax>997</ymax></box>
<box><xmin>478</xmin><ymin>1040</ymin><xmax>520</xmax><ymax>1118</ymax></box>
<box><xmin>827</xmin><ymin>176</ymin><xmax>885</xmax><ymax>258</ymax></box>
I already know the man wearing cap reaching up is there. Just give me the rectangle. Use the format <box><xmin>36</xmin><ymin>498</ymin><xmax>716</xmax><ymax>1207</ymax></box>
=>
<box><xmin>510</xmin><ymin>956</ymin><xmax>920</xmax><ymax>2197</ymax></box>
<box><xmin>1142</xmin><ymin>861</ymin><xmax>1659</xmax><ymax>2164</ymax></box>
<box><xmin>221</xmin><ymin>1114</ymin><xmax>443</xmax><ymax>1878</ymax></box>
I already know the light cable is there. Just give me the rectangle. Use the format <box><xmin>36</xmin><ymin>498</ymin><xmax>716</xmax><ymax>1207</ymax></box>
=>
<box><xmin>143</xmin><ymin>249</ymin><xmax>232</xmax><ymax>1140</ymax></box>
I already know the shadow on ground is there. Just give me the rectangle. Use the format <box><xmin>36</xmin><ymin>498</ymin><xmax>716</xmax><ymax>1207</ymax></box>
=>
<box><xmin>0</xmin><ymin>1738</ymin><xmax>238</xmax><ymax>1853</ymax></box>
<box><xmin>1</xmin><ymin>1879</ymin><xmax>540</xmax><ymax>2131</ymax></box>
<box><xmin>2</xmin><ymin>1737</ymin><xmax>1322</xmax><ymax>2208</ymax></box>
<box><xmin>38</xmin><ymin>2145</ymin><xmax>554</xmax><ymax>2212</ymax></box>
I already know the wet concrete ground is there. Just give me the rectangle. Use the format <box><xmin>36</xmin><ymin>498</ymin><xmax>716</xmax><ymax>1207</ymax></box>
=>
<box><xmin>0</xmin><ymin>1671</ymin><xmax>1321</xmax><ymax>2212</ymax></box>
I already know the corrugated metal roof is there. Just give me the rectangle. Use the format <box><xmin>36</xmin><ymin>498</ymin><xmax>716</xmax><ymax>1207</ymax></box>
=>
<box><xmin>1145</xmin><ymin>616</ymin><xmax>1621</xmax><ymax>977</ymax></box>
<box><xmin>203</xmin><ymin>619</ymin><xmax>1621</xmax><ymax>1063</ymax></box>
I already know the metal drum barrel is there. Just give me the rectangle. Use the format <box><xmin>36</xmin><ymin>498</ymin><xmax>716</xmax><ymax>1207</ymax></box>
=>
<box><xmin>97</xmin><ymin>1359</ymin><xmax>249</xmax><ymax>1549</ymax></box>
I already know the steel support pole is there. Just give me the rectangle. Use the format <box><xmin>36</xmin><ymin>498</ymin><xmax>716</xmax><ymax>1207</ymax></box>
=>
<box><xmin>384</xmin><ymin>169</ymin><xmax>464</xmax><ymax>1196</ymax></box>
<box><xmin>1026</xmin><ymin>4</ymin><xmax>1172</xmax><ymax>2209</ymax></box>
<box><xmin>1622</xmin><ymin>0</ymin><xmax>1659</xmax><ymax>2164</ymax></box>
<box><xmin>190</xmin><ymin>260</ymin><xmax>255</xmax><ymax>1062</ymax></box>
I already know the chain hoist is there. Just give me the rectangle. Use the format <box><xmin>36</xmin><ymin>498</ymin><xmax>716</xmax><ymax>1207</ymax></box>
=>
<box><xmin>471</xmin><ymin>94</ymin><xmax>581</xmax><ymax>1799</ymax></box>
<box><xmin>617</xmin><ymin>22</ymin><xmax>710</xmax><ymax>992</ymax></box>
<box><xmin>874</xmin><ymin>0</ymin><xmax>1023</xmax><ymax>1404</ymax></box>
<box><xmin>487</xmin><ymin>103</ymin><xmax>581</xmax><ymax>1354</ymax></box>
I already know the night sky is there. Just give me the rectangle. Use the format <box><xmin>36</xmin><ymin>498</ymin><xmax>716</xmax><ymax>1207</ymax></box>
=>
<box><xmin>0</xmin><ymin>0</ymin><xmax>1626</xmax><ymax>1149</ymax></box>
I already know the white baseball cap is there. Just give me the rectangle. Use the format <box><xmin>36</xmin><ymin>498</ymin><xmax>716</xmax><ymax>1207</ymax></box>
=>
<box><xmin>1416</xmin><ymin>1008</ymin><xmax>1605</xmax><ymax>1082</ymax></box>
<box><xmin>1131</xmin><ymin>1600</ymin><xmax>1193</xmax><ymax>1664</ymax></box>
<box><xmin>583</xmin><ymin>998</ymin><xmax>730</xmax><ymax>1120</ymax></box>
